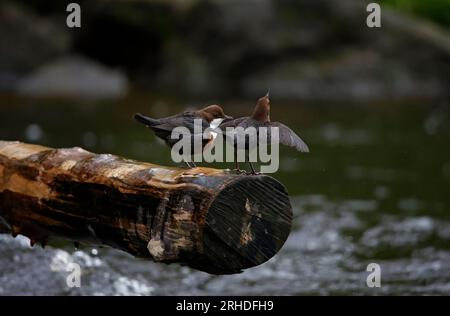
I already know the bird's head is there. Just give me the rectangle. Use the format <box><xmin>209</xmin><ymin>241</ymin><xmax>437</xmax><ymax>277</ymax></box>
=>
<box><xmin>198</xmin><ymin>105</ymin><xmax>233</xmax><ymax>127</ymax></box>
<box><xmin>251</xmin><ymin>92</ymin><xmax>271</xmax><ymax>122</ymax></box>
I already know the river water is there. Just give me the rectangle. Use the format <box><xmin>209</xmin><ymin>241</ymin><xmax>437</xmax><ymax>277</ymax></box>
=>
<box><xmin>1</xmin><ymin>96</ymin><xmax>449</xmax><ymax>295</ymax></box>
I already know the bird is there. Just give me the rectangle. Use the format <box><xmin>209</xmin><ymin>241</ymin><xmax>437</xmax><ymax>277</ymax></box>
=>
<box><xmin>219</xmin><ymin>90</ymin><xmax>309</xmax><ymax>174</ymax></box>
<box><xmin>134</xmin><ymin>104</ymin><xmax>232</xmax><ymax>167</ymax></box>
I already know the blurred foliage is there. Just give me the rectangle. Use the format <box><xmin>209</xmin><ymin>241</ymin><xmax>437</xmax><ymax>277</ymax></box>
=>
<box><xmin>381</xmin><ymin>0</ymin><xmax>450</xmax><ymax>28</ymax></box>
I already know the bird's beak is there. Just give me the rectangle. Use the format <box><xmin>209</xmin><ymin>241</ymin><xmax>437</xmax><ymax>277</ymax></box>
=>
<box><xmin>223</xmin><ymin>115</ymin><xmax>233</xmax><ymax>122</ymax></box>
<box><xmin>265</xmin><ymin>88</ymin><xmax>270</xmax><ymax>98</ymax></box>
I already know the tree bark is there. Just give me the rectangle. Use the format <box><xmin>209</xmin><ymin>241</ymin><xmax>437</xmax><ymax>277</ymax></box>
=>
<box><xmin>0</xmin><ymin>140</ymin><xmax>292</xmax><ymax>274</ymax></box>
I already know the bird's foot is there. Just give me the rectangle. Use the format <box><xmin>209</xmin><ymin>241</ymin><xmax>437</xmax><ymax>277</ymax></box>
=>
<box><xmin>182</xmin><ymin>161</ymin><xmax>197</xmax><ymax>168</ymax></box>
<box><xmin>234</xmin><ymin>169</ymin><xmax>261</xmax><ymax>175</ymax></box>
<box><xmin>245</xmin><ymin>170</ymin><xmax>261</xmax><ymax>175</ymax></box>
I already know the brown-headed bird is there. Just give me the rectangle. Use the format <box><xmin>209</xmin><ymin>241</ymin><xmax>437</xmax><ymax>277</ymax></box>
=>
<box><xmin>134</xmin><ymin>105</ymin><xmax>232</xmax><ymax>167</ymax></box>
<box><xmin>219</xmin><ymin>91</ymin><xmax>309</xmax><ymax>174</ymax></box>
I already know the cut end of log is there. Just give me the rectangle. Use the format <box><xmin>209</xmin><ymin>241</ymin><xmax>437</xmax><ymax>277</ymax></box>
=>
<box><xmin>0</xmin><ymin>140</ymin><xmax>293</xmax><ymax>274</ymax></box>
<box><xmin>195</xmin><ymin>175</ymin><xmax>292</xmax><ymax>274</ymax></box>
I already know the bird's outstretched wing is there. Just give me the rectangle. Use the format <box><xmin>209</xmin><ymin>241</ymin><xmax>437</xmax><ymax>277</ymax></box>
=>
<box><xmin>269</xmin><ymin>122</ymin><xmax>309</xmax><ymax>153</ymax></box>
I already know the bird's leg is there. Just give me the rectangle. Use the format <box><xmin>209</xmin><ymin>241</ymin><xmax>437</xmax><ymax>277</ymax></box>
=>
<box><xmin>183</xmin><ymin>159</ymin><xmax>193</xmax><ymax>168</ymax></box>
<box><xmin>233</xmin><ymin>161</ymin><xmax>241</xmax><ymax>173</ymax></box>
<box><xmin>248</xmin><ymin>162</ymin><xmax>259</xmax><ymax>175</ymax></box>
<box><xmin>232</xmin><ymin>149</ymin><xmax>239</xmax><ymax>173</ymax></box>
<box><xmin>233</xmin><ymin>152</ymin><xmax>246</xmax><ymax>174</ymax></box>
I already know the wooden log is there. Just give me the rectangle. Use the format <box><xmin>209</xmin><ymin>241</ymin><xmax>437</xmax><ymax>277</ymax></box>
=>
<box><xmin>0</xmin><ymin>141</ymin><xmax>292</xmax><ymax>274</ymax></box>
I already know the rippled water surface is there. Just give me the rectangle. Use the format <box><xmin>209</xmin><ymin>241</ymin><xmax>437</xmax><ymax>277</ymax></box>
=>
<box><xmin>1</xmin><ymin>96</ymin><xmax>449</xmax><ymax>295</ymax></box>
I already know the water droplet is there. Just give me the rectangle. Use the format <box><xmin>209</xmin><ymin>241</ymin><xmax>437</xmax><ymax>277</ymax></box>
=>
<box><xmin>83</xmin><ymin>131</ymin><xmax>97</xmax><ymax>148</ymax></box>
<box><xmin>25</xmin><ymin>124</ymin><xmax>43</xmax><ymax>141</ymax></box>
<box><xmin>374</xmin><ymin>186</ymin><xmax>389</xmax><ymax>200</ymax></box>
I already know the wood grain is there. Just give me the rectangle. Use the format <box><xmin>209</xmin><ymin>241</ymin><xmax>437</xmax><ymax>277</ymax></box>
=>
<box><xmin>0</xmin><ymin>141</ymin><xmax>292</xmax><ymax>274</ymax></box>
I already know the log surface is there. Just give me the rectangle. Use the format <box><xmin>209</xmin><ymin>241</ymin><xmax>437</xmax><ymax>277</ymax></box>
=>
<box><xmin>0</xmin><ymin>141</ymin><xmax>292</xmax><ymax>274</ymax></box>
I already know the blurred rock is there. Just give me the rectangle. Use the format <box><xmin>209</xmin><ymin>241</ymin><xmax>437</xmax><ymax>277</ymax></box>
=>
<box><xmin>0</xmin><ymin>4</ymin><xmax>70</xmax><ymax>82</ymax></box>
<box><xmin>159</xmin><ymin>0</ymin><xmax>450</xmax><ymax>101</ymax></box>
<box><xmin>16</xmin><ymin>55</ymin><xmax>129</xmax><ymax>99</ymax></box>
<box><xmin>3</xmin><ymin>0</ymin><xmax>450</xmax><ymax>101</ymax></box>
<box><xmin>242</xmin><ymin>49</ymin><xmax>446</xmax><ymax>101</ymax></box>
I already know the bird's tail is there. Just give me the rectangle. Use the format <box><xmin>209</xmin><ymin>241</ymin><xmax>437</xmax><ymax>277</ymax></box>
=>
<box><xmin>133</xmin><ymin>113</ymin><xmax>159</xmax><ymax>127</ymax></box>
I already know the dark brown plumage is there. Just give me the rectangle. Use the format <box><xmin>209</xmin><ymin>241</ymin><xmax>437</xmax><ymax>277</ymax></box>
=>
<box><xmin>134</xmin><ymin>105</ymin><xmax>232</xmax><ymax>167</ymax></box>
<box><xmin>219</xmin><ymin>93</ymin><xmax>309</xmax><ymax>173</ymax></box>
